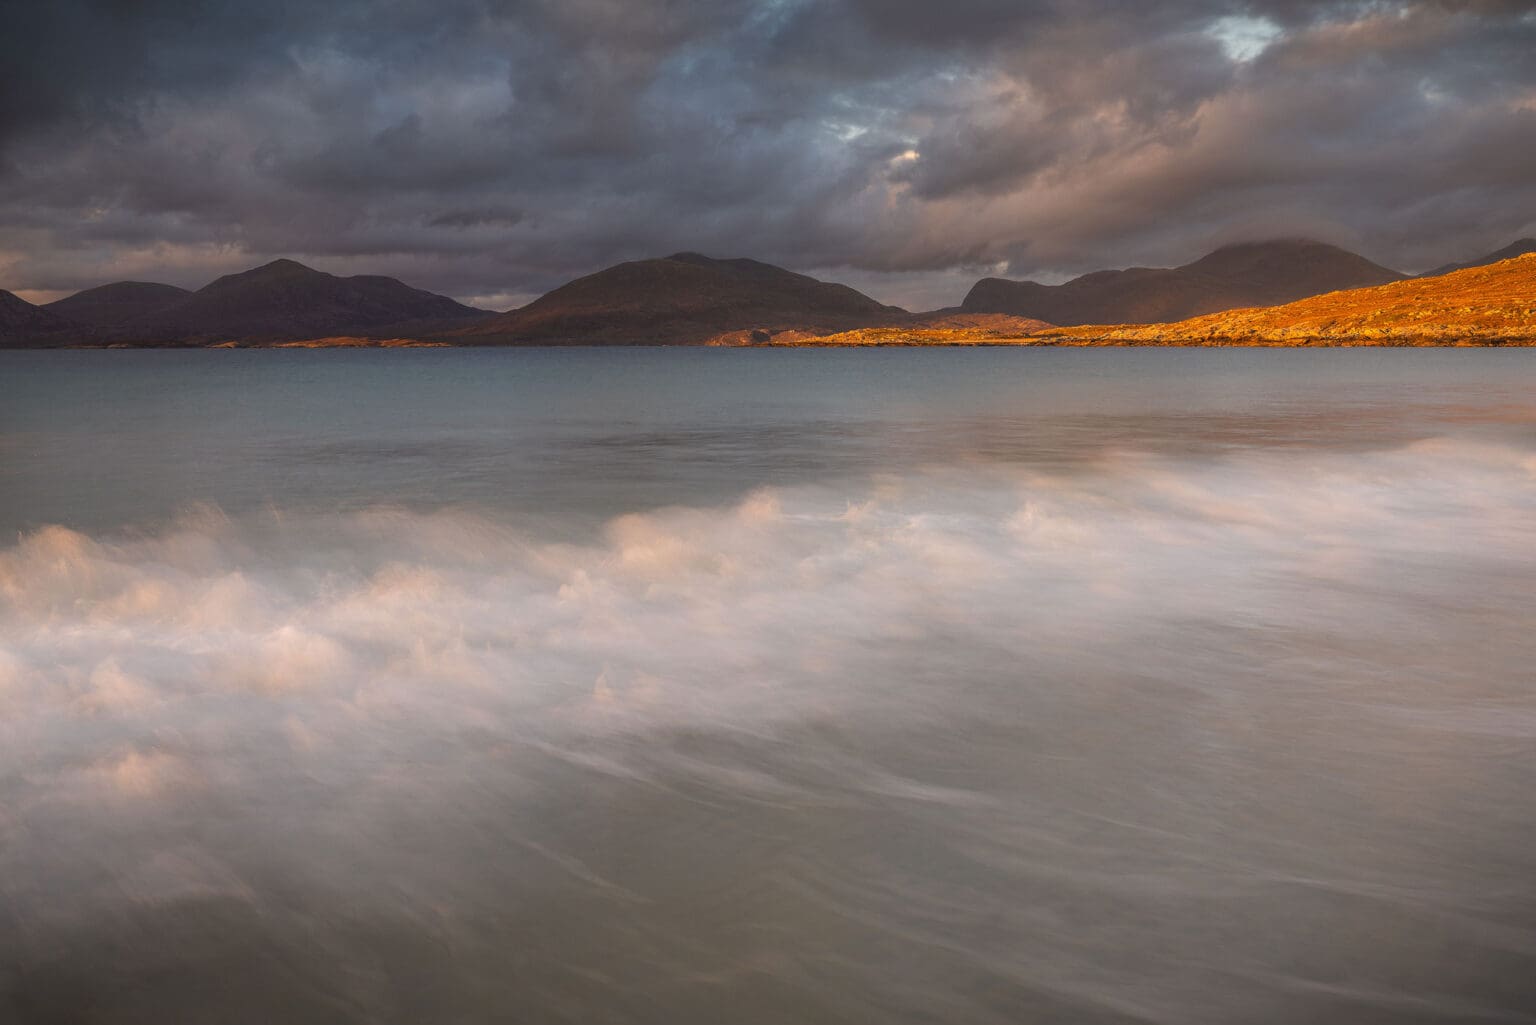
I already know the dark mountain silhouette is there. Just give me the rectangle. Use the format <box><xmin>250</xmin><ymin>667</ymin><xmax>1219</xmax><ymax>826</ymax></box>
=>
<box><xmin>115</xmin><ymin>259</ymin><xmax>495</xmax><ymax>343</ymax></box>
<box><xmin>452</xmin><ymin>252</ymin><xmax>909</xmax><ymax>345</ymax></box>
<box><xmin>1423</xmin><ymin>239</ymin><xmax>1536</xmax><ymax>278</ymax></box>
<box><xmin>44</xmin><ymin>281</ymin><xmax>191</xmax><ymax>327</ymax></box>
<box><xmin>962</xmin><ymin>240</ymin><xmax>1404</xmax><ymax>325</ymax></box>
<box><xmin>0</xmin><ymin>289</ymin><xmax>91</xmax><ymax>346</ymax></box>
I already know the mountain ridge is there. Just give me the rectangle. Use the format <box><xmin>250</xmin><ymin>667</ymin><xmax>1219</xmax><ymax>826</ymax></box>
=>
<box><xmin>962</xmin><ymin>239</ymin><xmax>1404</xmax><ymax>325</ymax></box>
<box><xmin>113</xmin><ymin>259</ymin><xmax>496</xmax><ymax>343</ymax></box>
<box><xmin>451</xmin><ymin>252</ymin><xmax>909</xmax><ymax>346</ymax></box>
<box><xmin>1423</xmin><ymin>239</ymin><xmax>1536</xmax><ymax>278</ymax></box>
<box><xmin>44</xmin><ymin>281</ymin><xmax>192</xmax><ymax>327</ymax></box>
<box><xmin>0</xmin><ymin>289</ymin><xmax>92</xmax><ymax>347</ymax></box>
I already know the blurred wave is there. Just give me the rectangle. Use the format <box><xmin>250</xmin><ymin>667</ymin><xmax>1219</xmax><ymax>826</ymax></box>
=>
<box><xmin>3</xmin><ymin>434</ymin><xmax>1536</xmax><ymax>1022</ymax></box>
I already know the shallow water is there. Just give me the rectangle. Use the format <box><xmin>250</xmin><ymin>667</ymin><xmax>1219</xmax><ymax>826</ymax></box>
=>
<box><xmin>2</xmin><ymin>348</ymin><xmax>1535</xmax><ymax>1023</ymax></box>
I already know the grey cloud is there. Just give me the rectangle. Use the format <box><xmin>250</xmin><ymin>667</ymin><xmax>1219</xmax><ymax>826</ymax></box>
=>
<box><xmin>0</xmin><ymin>0</ymin><xmax>1533</xmax><ymax>308</ymax></box>
<box><xmin>428</xmin><ymin>208</ymin><xmax>526</xmax><ymax>229</ymax></box>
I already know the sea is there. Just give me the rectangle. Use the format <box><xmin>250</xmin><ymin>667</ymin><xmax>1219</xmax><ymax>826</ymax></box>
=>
<box><xmin>2</xmin><ymin>347</ymin><xmax>1535</xmax><ymax>1023</ymax></box>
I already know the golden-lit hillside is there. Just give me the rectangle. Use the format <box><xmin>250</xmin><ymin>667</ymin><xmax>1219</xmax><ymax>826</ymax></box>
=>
<box><xmin>1050</xmin><ymin>254</ymin><xmax>1536</xmax><ymax>346</ymax></box>
<box><xmin>763</xmin><ymin>255</ymin><xmax>1536</xmax><ymax>347</ymax></box>
<box><xmin>762</xmin><ymin>313</ymin><xmax>1053</xmax><ymax>346</ymax></box>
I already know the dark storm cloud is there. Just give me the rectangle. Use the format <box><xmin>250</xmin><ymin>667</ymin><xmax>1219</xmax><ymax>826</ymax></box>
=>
<box><xmin>1</xmin><ymin>0</ymin><xmax>1533</xmax><ymax>308</ymax></box>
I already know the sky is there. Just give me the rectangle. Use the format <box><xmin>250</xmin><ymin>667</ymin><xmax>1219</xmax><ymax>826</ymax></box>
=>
<box><xmin>1</xmin><ymin>0</ymin><xmax>1533</xmax><ymax>311</ymax></box>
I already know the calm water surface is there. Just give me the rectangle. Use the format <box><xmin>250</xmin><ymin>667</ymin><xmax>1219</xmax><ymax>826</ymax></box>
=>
<box><xmin>2</xmin><ymin>348</ymin><xmax>1535</xmax><ymax>1023</ymax></box>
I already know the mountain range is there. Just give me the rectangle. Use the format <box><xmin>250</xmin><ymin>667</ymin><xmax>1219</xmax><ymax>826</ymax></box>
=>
<box><xmin>0</xmin><ymin>260</ymin><xmax>494</xmax><ymax>347</ymax></box>
<box><xmin>1</xmin><ymin>238</ymin><xmax>1531</xmax><ymax>347</ymax></box>
<box><xmin>961</xmin><ymin>240</ymin><xmax>1404</xmax><ymax>325</ymax></box>
<box><xmin>128</xmin><ymin>259</ymin><xmax>494</xmax><ymax>343</ymax></box>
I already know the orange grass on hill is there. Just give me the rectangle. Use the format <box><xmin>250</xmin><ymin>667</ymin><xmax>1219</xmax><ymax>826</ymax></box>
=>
<box><xmin>1049</xmin><ymin>253</ymin><xmax>1536</xmax><ymax>346</ymax></box>
<box><xmin>766</xmin><ymin>313</ymin><xmax>1054</xmax><ymax>346</ymax></box>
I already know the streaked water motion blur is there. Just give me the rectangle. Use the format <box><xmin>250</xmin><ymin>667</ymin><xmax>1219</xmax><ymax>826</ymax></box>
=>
<box><xmin>2</xmin><ymin>348</ymin><xmax>1535</xmax><ymax>1024</ymax></box>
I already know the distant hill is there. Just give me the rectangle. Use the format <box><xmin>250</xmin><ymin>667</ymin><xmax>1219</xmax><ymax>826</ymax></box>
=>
<box><xmin>0</xmin><ymin>289</ymin><xmax>92</xmax><ymax>346</ymax></box>
<box><xmin>452</xmin><ymin>252</ymin><xmax>909</xmax><ymax>345</ymax></box>
<box><xmin>114</xmin><ymin>259</ymin><xmax>495</xmax><ymax>343</ymax></box>
<box><xmin>1050</xmin><ymin>253</ymin><xmax>1536</xmax><ymax>345</ymax></box>
<box><xmin>962</xmin><ymin>240</ymin><xmax>1404</xmax><ymax>325</ymax></box>
<box><xmin>1423</xmin><ymin>239</ymin><xmax>1536</xmax><ymax>278</ymax></box>
<box><xmin>44</xmin><ymin>281</ymin><xmax>191</xmax><ymax>327</ymax></box>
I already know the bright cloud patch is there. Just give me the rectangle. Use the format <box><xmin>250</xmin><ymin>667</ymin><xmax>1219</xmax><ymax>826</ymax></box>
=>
<box><xmin>1206</xmin><ymin>14</ymin><xmax>1284</xmax><ymax>62</ymax></box>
